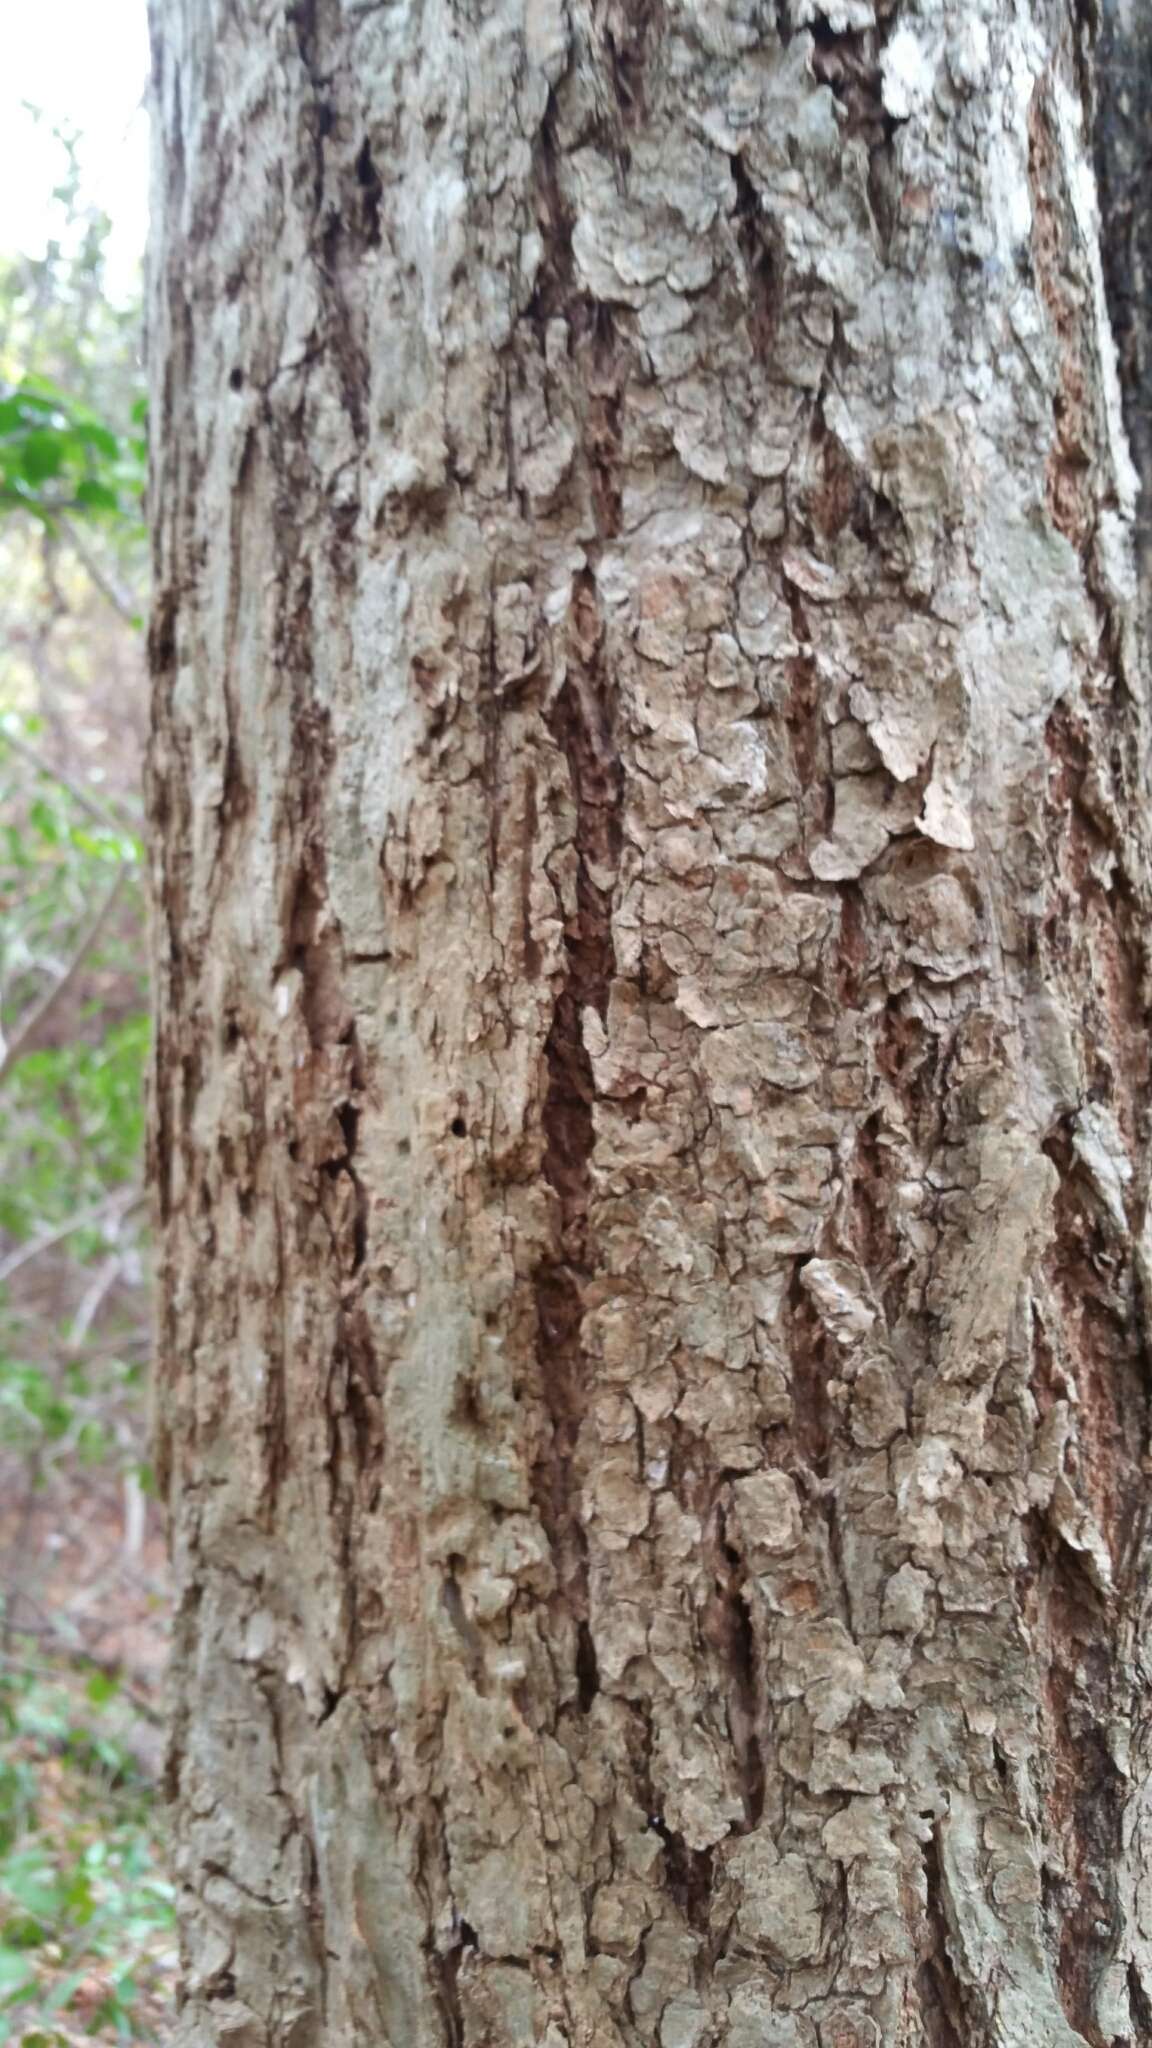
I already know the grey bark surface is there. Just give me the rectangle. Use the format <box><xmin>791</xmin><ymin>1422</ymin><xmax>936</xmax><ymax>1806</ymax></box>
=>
<box><xmin>147</xmin><ymin>0</ymin><xmax>1152</xmax><ymax>2042</ymax></box>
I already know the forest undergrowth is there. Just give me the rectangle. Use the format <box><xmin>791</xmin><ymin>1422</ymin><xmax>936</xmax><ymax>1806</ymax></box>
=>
<box><xmin>0</xmin><ymin>118</ymin><xmax>174</xmax><ymax>2046</ymax></box>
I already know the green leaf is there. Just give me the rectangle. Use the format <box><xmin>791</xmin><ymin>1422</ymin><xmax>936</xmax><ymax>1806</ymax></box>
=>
<box><xmin>77</xmin><ymin>421</ymin><xmax>118</xmax><ymax>461</ymax></box>
<box><xmin>0</xmin><ymin>1951</ymin><xmax>35</xmax><ymax>1999</ymax></box>
<box><xmin>73</xmin><ymin>479</ymin><xmax>118</xmax><ymax>513</ymax></box>
<box><xmin>41</xmin><ymin>1967</ymin><xmax>88</xmax><ymax>2013</ymax></box>
<box><xmin>0</xmin><ymin>392</ymin><xmax>61</xmax><ymax>432</ymax></box>
<box><xmin>84</xmin><ymin>1670</ymin><xmax>119</xmax><ymax>1709</ymax></box>
<box><xmin>27</xmin><ymin>799</ymin><xmax>61</xmax><ymax>844</ymax></box>
<box><xmin>18</xmin><ymin>433</ymin><xmax>64</xmax><ymax>484</ymax></box>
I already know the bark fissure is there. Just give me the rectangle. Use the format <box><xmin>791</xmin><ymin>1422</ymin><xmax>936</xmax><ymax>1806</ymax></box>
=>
<box><xmin>1091</xmin><ymin>0</ymin><xmax>1152</xmax><ymax>582</ymax></box>
<box><xmin>808</xmin><ymin>11</ymin><xmax>905</xmax><ymax>252</ymax></box>
<box><xmin>533</xmin><ymin>569</ymin><xmax>623</xmax><ymax>1672</ymax></box>
<box><xmin>918</xmin><ymin>1823</ymin><xmax>969</xmax><ymax>2048</ymax></box>
<box><xmin>730</xmin><ymin>153</ymin><xmax>779</xmax><ymax>358</ymax></box>
<box><xmin>710</xmin><ymin>1512</ymin><xmax>766</xmax><ymax>1832</ymax></box>
<box><xmin>1044</xmin><ymin>1554</ymin><xmax>1126</xmax><ymax>2045</ymax></box>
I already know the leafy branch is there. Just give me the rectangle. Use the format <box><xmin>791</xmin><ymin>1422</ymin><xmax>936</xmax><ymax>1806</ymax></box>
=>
<box><xmin>0</xmin><ymin>379</ymin><xmax>145</xmax><ymax>531</ymax></box>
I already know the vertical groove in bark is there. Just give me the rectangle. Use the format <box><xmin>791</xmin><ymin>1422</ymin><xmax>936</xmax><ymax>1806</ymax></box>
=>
<box><xmin>1045</xmin><ymin>1561</ymin><xmax>1124</xmax><ymax>2045</ymax></box>
<box><xmin>917</xmin><ymin>1823</ymin><xmax>968</xmax><ymax>2048</ymax></box>
<box><xmin>1091</xmin><ymin>0</ymin><xmax>1152</xmax><ymax>582</ymax></box>
<box><xmin>709</xmin><ymin>1501</ymin><xmax>765</xmax><ymax>1830</ymax></box>
<box><xmin>534</xmin><ymin>570</ymin><xmax>623</xmax><ymax>1669</ymax></box>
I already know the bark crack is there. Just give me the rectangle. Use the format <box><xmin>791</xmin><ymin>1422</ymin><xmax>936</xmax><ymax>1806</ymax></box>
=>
<box><xmin>532</xmin><ymin>570</ymin><xmax>622</xmax><ymax>1697</ymax></box>
<box><xmin>709</xmin><ymin>1506</ymin><xmax>766</xmax><ymax>1832</ymax></box>
<box><xmin>1090</xmin><ymin>0</ymin><xmax>1152</xmax><ymax>584</ymax></box>
<box><xmin>730</xmin><ymin>154</ymin><xmax>780</xmax><ymax>358</ymax></box>
<box><xmin>807</xmin><ymin>11</ymin><xmax>906</xmax><ymax>253</ymax></box>
<box><xmin>918</xmin><ymin>1821</ymin><xmax>969</xmax><ymax>2048</ymax></box>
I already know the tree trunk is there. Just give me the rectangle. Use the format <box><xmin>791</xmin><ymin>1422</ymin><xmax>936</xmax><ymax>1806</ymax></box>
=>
<box><xmin>146</xmin><ymin>0</ymin><xmax>1152</xmax><ymax>2042</ymax></box>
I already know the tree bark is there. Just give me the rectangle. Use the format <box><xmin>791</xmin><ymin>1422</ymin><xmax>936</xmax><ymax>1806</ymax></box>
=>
<box><xmin>147</xmin><ymin>0</ymin><xmax>1152</xmax><ymax>2043</ymax></box>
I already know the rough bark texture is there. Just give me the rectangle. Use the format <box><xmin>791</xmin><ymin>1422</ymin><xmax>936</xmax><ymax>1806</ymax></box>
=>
<box><xmin>147</xmin><ymin>0</ymin><xmax>1152</xmax><ymax>2042</ymax></box>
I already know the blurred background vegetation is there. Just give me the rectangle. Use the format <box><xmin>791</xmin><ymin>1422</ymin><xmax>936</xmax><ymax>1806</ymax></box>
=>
<box><xmin>1</xmin><ymin>19</ymin><xmax>176</xmax><ymax>2043</ymax></box>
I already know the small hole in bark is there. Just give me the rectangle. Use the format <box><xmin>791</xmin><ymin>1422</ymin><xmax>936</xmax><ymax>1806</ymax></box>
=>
<box><xmin>229</xmin><ymin>367</ymin><xmax>244</xmax><ymax>392</ymax></box>
<box><xmin>450</xmin><ymin>1115</ymin><xmax>467</xmax><ymax>1137</ymax></box>
<box><xmin>576</xmin><ymin>1618</ymin><xmax>600</xmax><ymax>1711</ymax></box>
<box><xmin>354</xmin><ymin>137</ymin><xmax>383</xmax><ymax>245</ymax></box>
<box><xmin>1128</xmin><ymin>1960</ymin><xmax>1152</xmax><ymax>2036</ymax></box>
<box><xmin>147</xmin><ymin>594</ymin><xmax>177</xmax><ymax>674</ymax></box>
<box><xmin>397</xmin><ymin>1136</ymin><xmax>411</xmax><ymax>1156</ymax></box>
<box><xmin>652</xmin><ymin>1821</ymin><xmax>714</xmax><ymax>1931</ymax></box>
<box><xmin>453</xmin><ymin>1375</ymin><xmax>482</xmax><ymax>1428</ymax></box>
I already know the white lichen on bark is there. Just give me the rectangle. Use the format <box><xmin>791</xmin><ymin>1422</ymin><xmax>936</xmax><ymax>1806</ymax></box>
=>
<box><xmin>147</xmin><ymin>0</ymin><xmax>1152</xmax><ymax>2041</ymax></box>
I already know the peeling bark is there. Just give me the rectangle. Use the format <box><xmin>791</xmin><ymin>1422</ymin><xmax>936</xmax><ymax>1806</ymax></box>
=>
<box><xmin>147</xmin><ymin>0</ymin><xmax>1152</xmax><ymax>2043</ymax></box>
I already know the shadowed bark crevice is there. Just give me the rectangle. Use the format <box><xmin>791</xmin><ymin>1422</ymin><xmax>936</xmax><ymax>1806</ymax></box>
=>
<box><xmin>729</xmin><ymin>154</ymin><xmax>780</xmax><ymax>359</ymax></box>
<box><xmin>1043</xmin><ymin>1552</ymin><xmax>1126</xmax><ymax>2041</ymax></box>
<box><xmin>1090</xmin><ymin>0</ymin><xmax>1152</xmax><ymax>583</ymax></box>
<box><xmin>533</xmin><ymin>572</ymin><xmax>623</xmax><ymax>1673</ymax></box>
<box><xmin>708</xmin><ymin>1528</ymin><xmax>765</xmax><ymax>1832</ymax></box>
<box><xmin>808</xmin><ymin>11</ymin><xmax>906</xmax><ymax>251</ymax></box>
<box><xmin>787</xmin><ymin>1260</ymin><xmax>833</xmax><ymax>1478</ymax></box>
<box><xmin>918</xmin><ymin>1824</ymin><xmax>969</xmax><ymax>2048</ymax></box>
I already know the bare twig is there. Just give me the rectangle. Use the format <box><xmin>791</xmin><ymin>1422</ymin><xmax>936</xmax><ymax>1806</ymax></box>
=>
<box><xmin>0</xmin><ymin>1185</ymin><xmax>145</xmax><ymax>1286</ymax></box>
<box><xmin>0</xmin><ymin>1625</ymin><xmax>163</xmax><ymax>1729</ymax></box>
<box><xmin>63</xmin><ymin>1326</ymin><xmax>151</xmax><ymax>1363</ymax></box>
<box><xmin>57</xmin><ymin>512</ymin><xmax>140</xmax><ymax>628</ymax></box>
<box><xmin>122</xmin><ymin>1459</ymin><xmax>147</xmax><ymax>1564</ymax></box>
<box><xmin>0</xmin><ymin>865</ymin><xmax>129</xmax><ymax>1084</ymax></box>
<box><xmin>0</xmin><ymin>721</ymin><xmax>140</xmax><ymax>837</ymax></box>
<box><xmin>66</xmin><ymin>1252</ymin><xmax>126</xmax><ymax>1351</ymax></box>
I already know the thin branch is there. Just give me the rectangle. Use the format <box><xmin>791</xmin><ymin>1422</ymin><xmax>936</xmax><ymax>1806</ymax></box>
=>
<box><xmin>0</xmin><ymin>1627</ymin><xmax>163</xmax><ymax>1729</ymax></box>
<box><xmin>66</xmin><ymin>1251</ymin><xmax>126</xmax><ymax>1350</ymax></box>
<box><xmin>57</xmin><ymin>511</ymin><xmax>139</xmax><ymax>627</ymax></box>
<box><xmin>0</xmin><ymin>865</ymin><xmax>129</xmax><ymax>1085</ymax></box>
<box><xmin>0</xmin><ymin>1184</ymin><xmax>144</xmax><ymax>1286</ymax></box>
<box><xmin>122</xmin><ymin>1461</ymin><xmax>147</xmax><ymax>1564</ymax></box>
<box><xmin>60</xmin><ymin>1325</ymin><xmax>151</xmax><ymax>1363</ymax></box>
<box><xmin>0</xmin><ymin>721</ymin><xmax>140</xmax><ymax>837</ymax></box>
